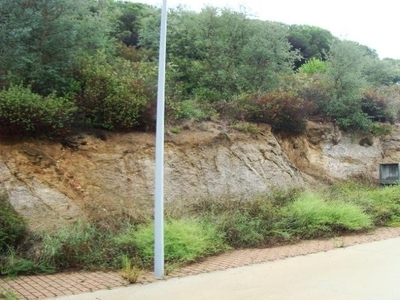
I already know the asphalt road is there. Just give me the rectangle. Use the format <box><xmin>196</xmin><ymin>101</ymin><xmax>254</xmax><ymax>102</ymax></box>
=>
<box><xmin>55</xmin><ymin>237</ymin><xmax>400</xmax><ymax>300</ymax></box>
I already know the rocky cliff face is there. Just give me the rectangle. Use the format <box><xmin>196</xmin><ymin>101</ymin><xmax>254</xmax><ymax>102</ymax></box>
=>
<box><xmin>0</xmin><ymin>122</ymin><xmax>398</xmax><ymax>230</ymax></box>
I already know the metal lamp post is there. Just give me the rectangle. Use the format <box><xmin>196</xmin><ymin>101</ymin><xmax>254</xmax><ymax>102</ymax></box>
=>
<box><xmin>154</xmin><ymin>0</ymin><xmax>168</xmax><ymax>279</ymax></box>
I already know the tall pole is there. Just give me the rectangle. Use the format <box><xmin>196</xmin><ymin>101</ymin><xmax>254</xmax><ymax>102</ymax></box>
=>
<box><xmin>154</xmin><ymin>0</ymin><xmax>168</xmax><ymax>279</ymax></box>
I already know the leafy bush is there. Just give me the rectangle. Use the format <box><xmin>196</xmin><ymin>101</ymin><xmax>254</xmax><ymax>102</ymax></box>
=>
<box><xmin>369</xmin><ymin>122</ymin><xmax>393</xmax><ymax>136</ymax></box>
<box><xmin>230</xmin><ymin>121</ymin><xmax>261</xmax><ymax>135</ymax></box>
<box><xmin>276</xmin><ymin>193</ymin><xmax>372</xmax><ymax>239</ymax></box>
<box><xmin>298</xmin><ymin>58</ymin><xmax>327</xmax><ymax>75</ymax></box>
<box><xmin>333</xmin><ymin>110</ymin><xmax>372</xmax><ymax>132</ymax></box>
<box><xmin>282</xmin><ymin>73</ymin><xmax>330</xmax><ymax>112</ymax></box>
<box><xmin>78</xmin><ymin>53</ymin><xmax>155</xmax><ymax>130</ymax></box>
<box><xmin>361</xmin><ymin>89</ymin><xmax>391</xmax><ymax>123</ymax></box>
<box><xmin>0</xmin><ymin>194</ymin><xmax>26</xmax><ymax>253</ymax></box>
<box><xmin>324</xmin><ymin>89</ymin><xmax>371</xmax><ymax>132</ymax></box>
<box><xmin>0</xmin><ymin>85</ymin><xmax>77</xmax><ymax>135</ymax></box>
<box><xmin>167</xmin><ymin>99</ymin><xmax>209</xmax><ymax>121</ymax></box>
<box><xmin>239</xmin><ymin>92</ymin><xmax>314</xmax><ymax>134</ymax></box>
<box><xmin>361</xmin><ymin>86</ymin><xmax>400</xmax><ymax>125</ymax></box>
<box><xmin>131</xmin><ymin>219</ymin><xmax>227</xmax><ymax>267</ymax></box>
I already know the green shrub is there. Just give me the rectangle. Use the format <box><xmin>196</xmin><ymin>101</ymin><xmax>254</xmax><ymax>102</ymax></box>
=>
<box><xmin>236</xmin><ymin>92</ymin><xmax>314</xmax><ymax>134</ymax></box>
<box><xmin>298</xmin><ymin>58</ymin><xmax>327</xmax><ymax>75</ymax></box>
<box><xmin>132</xmin><ymin>219</ymin><xmax>227</xmax><ymax>267</ymax></box>
<box><xmin>369</xmin><ymin>122</ymin><xmax>393</xmax><ymax>136</ymax></box>
<box><xmin>0</xmin><ymin>85</ymin><xmax>77</xmax><ymax>135</ymax></box>
<box><xmin>324</xmin><ymin>92</ymin><xmax>371</xmax><ymax>132</ymax></box>
<box><xmin>0</xmin><ymin>194</ymin><xmax>26</xmax><ymax>253</ymax></box>
<box><xmin>78</xmin><ymin>53</ymin><xmax>155</xmax><ymax>130</ymax></box>
<box><xmin>277</xmin><ymin>193</ymin><xmax>372</xmax><ymax>239</ymax></box>
<box><xmin>119</xmin><ymin>255</ymin><xmax>141</xmax><ymax>283</ymax></box>
<box><xmin>167</xmin><ymin>99</ymin><xmax>208</xmax><ymax>121</ymax></box>
<box><xmin>361</xmin><ymin>89</ymin><xmax>391</xmax><ymax>123</ymax></box>
<box><xmin>230</xmin><ymin>121</ymin><xmax>261</xmax><ymax>135</ymax></box>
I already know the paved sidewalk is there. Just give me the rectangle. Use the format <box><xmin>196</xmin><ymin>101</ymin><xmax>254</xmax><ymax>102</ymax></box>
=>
<box><xmin>57</xmin><ymin>237</ymin><xmax>400</xmax><ymax>300</ymax></box>
<box><xmin>1</xmin><ymin>227</ymin><xmax>400</xmax><ymax>299</ymax></box>
<box><xmin>0</xmin><ymin>272</ymin><xmax>126</xmax><ymax>300</ymax></box>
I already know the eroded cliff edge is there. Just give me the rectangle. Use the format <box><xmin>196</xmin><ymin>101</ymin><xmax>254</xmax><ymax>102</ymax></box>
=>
<box><xmin>0</xmin><ymin>121</ymin><xmax>398</xmax><ymax>230</ymax></box>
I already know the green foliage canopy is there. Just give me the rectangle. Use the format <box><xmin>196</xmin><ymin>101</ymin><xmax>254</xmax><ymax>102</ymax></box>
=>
<box><xmin>288</xmin><ymin>25</ymin><xmax>335</xmax><ymax>68</ymax></box>
<box><xmin>0</xmin><ymin>85</ymin><xmax>77</xmax><ymax>135</ymax></box>
<box><xmin>0</xmin><ymin>0</ymin><xmax>115</xmax><ymax>96</ymax></box>
<box><xmin>139</xmin><ymin>6</ymin><xmax>299</xmax><ymax>101</ymax></box>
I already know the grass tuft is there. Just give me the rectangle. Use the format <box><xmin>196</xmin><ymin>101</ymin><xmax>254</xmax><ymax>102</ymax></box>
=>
<box><xmin>0</xmin><ymin>287</ymin><xmax>18</xmax><ymax>300</ymax></box>
<box><xmin>132</xmin><ymin>219</ymin><xmax>227</xmax><ymax>267</ymax></box>
<box><xmin>120</xmin><ymin>255</ymin><xmax>141</xmax><ymax>283</ymax></box>
<box><xmin>277</xmin><ymin>192</ymin><xmax>372</xmax><ymax>239</ymax></box>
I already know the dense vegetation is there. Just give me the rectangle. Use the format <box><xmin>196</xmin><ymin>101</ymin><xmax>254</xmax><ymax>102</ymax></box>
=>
<box><xmin>2</xmin><ymin>182</ymin><xmax>400</xmax><ymax>277</ymax></box>
<box><xmin>1</xmin><ymin>0</ymin><xmax>400</xmax><ymax>136</ymax></box>
<box><xmin>2</xmin><ymin>0</ymin><xmax>400</xmax><ymax>280</ymax></box>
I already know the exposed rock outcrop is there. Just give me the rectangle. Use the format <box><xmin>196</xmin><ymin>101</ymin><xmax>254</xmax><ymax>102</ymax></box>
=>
<box><xmin>0</xmin><ymin>122</ymin><xmax>399</xmax><ymax>230</ymax></box>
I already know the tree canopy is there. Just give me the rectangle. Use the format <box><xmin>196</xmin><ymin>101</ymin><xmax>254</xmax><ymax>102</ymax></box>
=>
<box><xmin>0</xmin><ymin>0</ymin><xmax>118</xmax><ymax>96</ymax></box>
<box><xmin>1</xmin><ymin>0</ymin><xmax>400</xmax><ymax>136</ymax></box>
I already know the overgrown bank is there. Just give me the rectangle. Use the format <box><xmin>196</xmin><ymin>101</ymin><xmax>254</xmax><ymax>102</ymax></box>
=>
<box><xmin>1</xmin><ymin>1</ymin><xmax>400</xmax><ymax>139</ymax></box>
<box><xmin>2</xmin><ymin>182</ymin><xmax>400</xmax><ymax>279</ymax></box>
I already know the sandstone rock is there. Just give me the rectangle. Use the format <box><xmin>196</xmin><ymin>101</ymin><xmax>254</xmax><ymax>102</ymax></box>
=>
<box><xmin>0</xmin><ymin>122</ymin><xmax>399</xmax><ymax>230</ymax></box>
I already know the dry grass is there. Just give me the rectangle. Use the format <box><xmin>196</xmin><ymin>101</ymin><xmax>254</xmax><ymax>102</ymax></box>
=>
<box><xmin>120</xmin><ymin>255</ymin><xmax>141</xmax><ymax>284</ymax></box>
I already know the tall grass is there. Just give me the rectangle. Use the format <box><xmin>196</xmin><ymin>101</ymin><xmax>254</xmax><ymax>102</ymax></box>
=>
<box><xmin>168</xmin><ymin>189</ymin><xmax>302</xmax><ymax>247</ymax></box>
<box><xmin>276</xmin><ymin>192</ymin><xmax>372</xmax><ymax>239</ymax></box>
<box><xmin>129</xmin><ymin>219</ymin><xmax>227</xmax><ymax>267</ymax></box>
<box><xmin>328</xmin><ymin>183</ymin><xmax>400</xmax><ymax>226</ymax></box>
<box><xmin>3</xmin><ymin>183</ymin><xmax>400</xmax><ymax>277</ymax></box>
<box><xmin>0</xmin><ymin>194</ymin><xmax>26</xmax><ymax>253</ymax></box>
<box><xmin>38</xmin><ymin>221</ymin><xmax>141</xmax><ymax>271</ymax></box>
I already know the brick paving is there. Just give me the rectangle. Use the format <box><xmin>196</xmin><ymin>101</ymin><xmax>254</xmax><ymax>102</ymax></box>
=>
<box><xmin>0</xmin><ymin>272</ymin><xmax>127</xmax><ymax>300</ymax></box>
<box><xmin>2</xmin><ymin>227</ymin><xmax>400</xmax><ymax>299</ymax></box>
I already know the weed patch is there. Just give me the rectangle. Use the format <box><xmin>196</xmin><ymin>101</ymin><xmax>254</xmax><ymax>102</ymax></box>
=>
<box><xmin>276</xmin><ymin>193</ymin><xmax>372</xmax><ymax>239</ymax></box>
<box><xmin>0</xmin><ymin>194</ymin><xmax>27</xmax><ymax>253</ymax></box>
<box><xmin>328</xmin><ymin>183</ymin><xmax>400</xmax><ymax>226</ymax></box>
<box><xmin>119</xmin><ymin>255</ymin><xmax>141</xmax><ymax>283</ymax></box>
<box><xmin>0</xmin><ymin>287</ymin><xmax>17</xmax><ymax>300</ymax></box>
<box><xmin>131</xmin><ymin>219</ymin><xmax>227</xmax><ymax>268</ymax></box>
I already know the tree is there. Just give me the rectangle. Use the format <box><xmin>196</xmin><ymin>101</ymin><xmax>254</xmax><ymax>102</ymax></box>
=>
<box><xmin>138</xmin><ymin>6</ymin><xmax>299</xmax><ymax>102</ymax></box>
<box><xmin>239</xmin><ymin>19</ymin><xmax>300</xmax><ymax>93</ymax></box>
<box><xmin>364</xmin><ymin>58</ymin><xmax>400</xmax><ymax>86</ymax></box>
<box><xmin>0</xmin><ymin>0</ymin><xmax>115</xmax><ymax>96</ymax></box>
<box><xmin>323</xmin><ymin>40</ymin><xmax>370</xmax><ymax>131</ymax></box>
<box><xmin>288</xmin><ymin>25</ymin><xmax>336</xmax><ymax>69</ymax></box>
<box><xmin>113</xmin><ymin>1</ymin><xmax>151</xmax><ymax>47</ymax></box>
